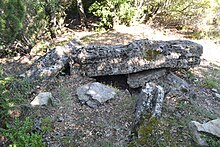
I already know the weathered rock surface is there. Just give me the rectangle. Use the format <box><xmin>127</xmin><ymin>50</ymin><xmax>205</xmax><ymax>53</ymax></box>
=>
<box><xmin>75</xmin><ymin>39</ymin><xmax>203</xmax><ymax>77</ymax></box>
<box><xmin>166</xmin><ymin>72</ymin><xmax>189</xmax><ymax>93</ymax></box>
<box><xmin>190</xmin><ymin>119</ymin><xmax>220</xmax><ymax>137</ymax></box>
<box><xmin>188</xmin><ymin>121</ymin><xmax>209</xmax><ymax>146</ymax></box>
<box><xmin>189</xmin><ymin>119</ymin><xmax>220</xmax><ymax>146</ymax></box>
<box><xmin>76</xmin><ymin>82</ymin><xmax>117</xmax><ymax>108</ymax></box>
<box><xmin>127</xmin><ymin>68</ymin><xmax>167</xmax><ymax>88</ymax></box>
<box><xmin>23</xmin><ymin>46</ymin><xmax>71</xmax><ymax>80</ymax></box>
<box><xmin>22</xmin><ymin>39</ymin><xmax>82</xmax><ymax>80</ymax></box>
<box><xmin>21</xmin><ymin>39</ymin><xmax>203</xmax><ymax>81</ymax></box>
<box><xmin>213</xmin><ymin>93</ymin><xmax>220</xmax><ymax>100</ymax></box>
<box><xmin>31</xmin><ymin>92</ymin><xmax>53</xmax><ymax>106</ymax></box>
<box><xmin>134</xmin><ymin>82</ymin><xmax>164</xmax><ymax>124</ymax></box>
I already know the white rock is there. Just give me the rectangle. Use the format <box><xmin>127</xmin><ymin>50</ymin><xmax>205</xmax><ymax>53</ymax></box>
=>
<box><xmin>214</xmin><ymin>93</ymin><xmax>220</xmax><ymax>99</ymax></box>
<box><xmin>76</xmin><ymin>82</ymin><xmax>117</xmax><ymax>108</ymax></box>
<box><xmin>31</xmin><ymin>92</ymin><xmax>53</xmax><ymax>106</ymax></box>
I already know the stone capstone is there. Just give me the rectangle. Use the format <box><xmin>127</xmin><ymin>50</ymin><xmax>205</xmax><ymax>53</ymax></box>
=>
<box><xmin>76</xmin><ymin>82</ymin><xmax>117</xmax><ymax>108</ymax></box>
<box><xmin>21</xmin><ymin>39</ymin><xmax>203</xmax><ymax>81</ymax></box>
<box><xmin>74</xmin><ymin>39</ymin><xmax>203</xmax><ymax>77</ymax></box>
<box><xmin>30</xmin><ymin>92</ymin><xmax>53</xmax><ymax>106</ymax></box>
<box><xmin>134</xmin><ymin>82</ymin><xmax>164</xmax><ymax>124</ymax></box>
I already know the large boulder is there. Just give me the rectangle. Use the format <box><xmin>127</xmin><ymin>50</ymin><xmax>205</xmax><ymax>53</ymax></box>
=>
<box><xmin>74</xmin><ymin>39</ymin><xmax>203</xmax><ymax>77</ymax></box>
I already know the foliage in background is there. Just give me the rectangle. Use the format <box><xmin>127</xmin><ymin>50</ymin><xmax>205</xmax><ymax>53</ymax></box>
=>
<box><xmin>0</xmin><ymin>0</ymin><xmax>73</xmax><ymax>56</ymax></box>
<box><xmin>0</xmin><ymin>0</ymin><xmax>26</xmax><ymax>45</ymax></box>
<box><xmin>89</xmin><ymin>0</ymin><xmax>135</xmax><ymax>29</ymax></box>
<box><xmin>0</xmin><ymin>0</ymin><xmax>219</xmax><ymax>56</ymax></box>
<box><xmin>89</xmin><ymin>0</ymin><xmax>219</xmax><ymax>35</ymax></box>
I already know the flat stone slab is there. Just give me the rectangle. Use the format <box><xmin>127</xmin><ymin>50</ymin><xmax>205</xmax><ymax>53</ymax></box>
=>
<box><xmin>127</xmin><ymin>68</ymin><xmax>167</xmax><ymax>88</ymax></box>
<box><xmin>21</xmin><ymin>39</ymin><xmax>203</xmax><ymax>81</ymax></box>
<box><xmin>74</xmin><ymin>39</ymin><xmax>203</xmax><ymax>77</ymax></box>
<box><xmin>191</xmin><ymin>119</ymin><xmax>220</xmax><ymax>138</ymax></box>
<box><xmin>76</xmin><ymin>82</ymin><xmax>117</xmax><ymax>108</ymax></box>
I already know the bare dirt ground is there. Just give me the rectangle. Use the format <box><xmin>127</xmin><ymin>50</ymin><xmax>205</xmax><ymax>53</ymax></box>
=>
<box><xmin>1</xmin><ymin>24</ymin><xmax>220</xmax><ymax>146</ymax></box>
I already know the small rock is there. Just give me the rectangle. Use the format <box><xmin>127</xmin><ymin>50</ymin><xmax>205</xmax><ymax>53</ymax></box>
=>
<box><xmin>31</xmin><ymin>92</ymin><xmax>53</xmax><ymax>106</ymax></box>
<box><xmin>211</xmin><ymin>88</ymin><xmax>218</xmax><ymax>93</ymax></box>
<box><xmin>213</xmin><ymin>93</ymin><xmax>220</xmax><ymax>99</ymax></box>
<box><xmin>193</xmin><ymin>119</ymin><xmax>220</xmax><ymax>137</ymax></box>
<box><xmin>76</xmin><ymin>82</ymin><xmax>117</xmax><ymax>108</ymax></box>
<box><xmin>188</xmin><ymin>121</ymin><xmax>208</xmax><ymax>146</ymax></box>
<box><xmin>57</xmin><ymin>116</ymin><xmax>64</xmax><ymax>122</ymax></box>
<box><xmin>189</xmin><ymin>119</ymin><xmax>220</xmax><ymax>146</ymax></box>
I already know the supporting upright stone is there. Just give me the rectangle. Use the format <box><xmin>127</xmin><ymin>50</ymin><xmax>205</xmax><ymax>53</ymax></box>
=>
<box><xmin>134</xmin><ymin>82</ymin><xmax>165</xmax><ymax>124</ymax></box>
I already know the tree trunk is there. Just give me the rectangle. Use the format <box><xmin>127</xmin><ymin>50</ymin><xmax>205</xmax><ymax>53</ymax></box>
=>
<box><xmin>77</xmin><ymin>0</ymin><xmax>88</xmax><ymax>29</ymax></box>
<box><xmin>45</xmin><ymin>0</ymin><xmax>57</xmax><ymax>39</ymax></box>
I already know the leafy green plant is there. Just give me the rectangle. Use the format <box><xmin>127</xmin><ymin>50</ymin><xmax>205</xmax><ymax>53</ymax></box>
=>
<box><xmin>89</xmin><ymin>0</ymin><xmax>135</xmax><ymax>30</ymax></box>
<box><xmin>1</xmin><ymin>117</ymin><xmax>45</xmax><ymax>147</ymax></box>
<box><xmin>0</xmin><ymin>67</ymin><xmax>32</xmax><ymax>122</ymax></box>
<box><xmin>41</xmin><ymin>117</ymin><xmax>53</xmax><ymax>133</ymax></box>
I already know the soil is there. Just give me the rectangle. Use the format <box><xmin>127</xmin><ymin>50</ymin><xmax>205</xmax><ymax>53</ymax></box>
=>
<box><xmin>1</xmin><ymin>24</ymin><xmax>220</xmax><ymax>146</ymax></box>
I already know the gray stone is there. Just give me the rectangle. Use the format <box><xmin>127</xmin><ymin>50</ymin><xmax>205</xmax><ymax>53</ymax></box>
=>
<box><xmin>211</xmin><ymin>88</ymin><xmax>218</xmax><ymax>93</ymax></box>
<box><xmin>22</xmin><ymin>39</ymin><xmax>202</xmax><ymax>81</ymax></box>
<box><xmin>76</xmin><ymin>82</ymin><xmax>117</xmax><ymax>108</ymax></box>
<box><xmin>31</xmin><ymin>92</ymin><xmax>53</xmax><ymax>106</ymax></box>
<box><xmin>23</xmin><ymin>46</ymin><xmax>72</xmax><ymax>80</ymax></box>
<box><xmin>191</xmin><ymin>119</ymin><xmax>220</xmax><ymax>138</ymax></box>
<box><xmin>213</xmin><ymin>93</ymin><xmax>220</xmax><ymax>99</ymax></box>
<box><xmin>127</xmin><ymin>68</ymin><xmax>167</xmax><ymax>88</ymax></box>
<box><xmin>134</xmin><ymin>82</ymin><xmax>164</xmax><ymax>124</ymax></box>
<box><xmin>166</xmin><ymin>72</ymin><xmax>189</xmax><ymax>93</ymax></box>
<box><xmin>188</xmin><ymin>121</ymin><xmax>209</xmax><ymax>146</ymax></box>
<box><xmin>22</xmin><ymin>38</ymin><xmax>82</xmax><ymax>81</ymax></box>
<box><xmin>74</xmin><ymin>39</ymin><xmax>203</xmax><ymax>77</ymax></box>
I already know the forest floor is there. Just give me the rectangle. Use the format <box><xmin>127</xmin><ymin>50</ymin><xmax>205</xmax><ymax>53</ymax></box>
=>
<box><xmin>1</xmin><ymin>24</ymin><xmax>220</xmax><ymax>146</ymax></box>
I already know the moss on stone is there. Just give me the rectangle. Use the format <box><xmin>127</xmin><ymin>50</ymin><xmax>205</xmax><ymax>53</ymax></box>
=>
<box><xmin>137</xmin><ymin>116</ymin><xmax>160</xmax><ymax>146</ymax></box>
<box><xmin>143</xmin><ymin>49</ymin><xmax>162</xmax><ymax>61</ymax></box>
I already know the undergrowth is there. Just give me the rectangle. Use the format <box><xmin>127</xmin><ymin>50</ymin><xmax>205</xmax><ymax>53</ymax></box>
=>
<box><xmin>1</xmin><ymin>117</ymin><xmax>45</xmax><ymax>147</ymax></box>
<box><xmin>0</xmin><ymin>66</ymin><xmax>45</xmax><ymax>146</ymax></box>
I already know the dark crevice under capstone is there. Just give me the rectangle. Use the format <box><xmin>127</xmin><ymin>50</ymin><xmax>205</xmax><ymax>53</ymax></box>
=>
<box><xmin>92</xmin><ymin>74</ymin><xmax>141</xmax><ymax>94</ymax></box>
